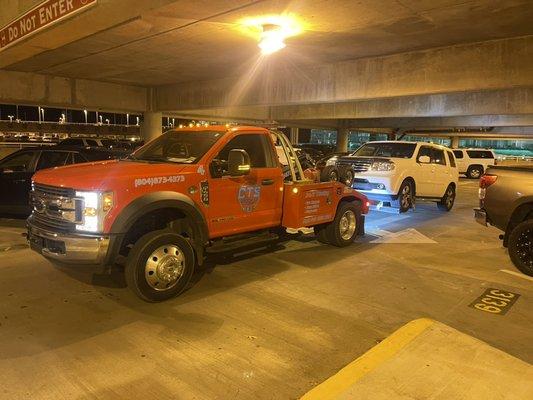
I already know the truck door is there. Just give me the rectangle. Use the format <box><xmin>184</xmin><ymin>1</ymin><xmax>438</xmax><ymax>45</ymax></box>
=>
<box><xmin>207</xmin><ymin>133</ymin><xmax>283</xmax><ymax>238</ymax></box>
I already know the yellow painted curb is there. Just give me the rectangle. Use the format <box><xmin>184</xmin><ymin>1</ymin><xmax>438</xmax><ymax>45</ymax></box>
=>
<box><xmin>301</xmin><ymin>318</ymin><xmax>436</xmax><ymax>400</ymax></box>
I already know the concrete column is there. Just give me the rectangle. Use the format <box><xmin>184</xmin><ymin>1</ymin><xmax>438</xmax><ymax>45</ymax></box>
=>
<box><xmin>141</xmin><ymin>111</ymin><xmax>162</xmax><ymax>142</ymax></box>
<box><xmin>450</xmin><ymin>136</ymin><xmax>460</xmax><ymax>148</ymax></box>
<box><xmin>336</xmin><ymin>128</ymin><xmax>350</xmax><ymax>152</ymax></box>
<box><xmin>289</xmin><ymin>127</ymin><xmax>299</xmax><ymax>144</ymax></box>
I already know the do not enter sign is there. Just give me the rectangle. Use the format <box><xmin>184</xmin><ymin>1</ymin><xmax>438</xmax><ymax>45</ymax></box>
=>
<box><xmin>0</xmin><ymin>0</ymin><xmax>97</xmax><ymax>52</ymax></box>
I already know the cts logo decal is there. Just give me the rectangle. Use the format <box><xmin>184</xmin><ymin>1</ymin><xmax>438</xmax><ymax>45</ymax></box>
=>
<box><xmin>238</xmin><ymin>185</ymin><xmax>261</xmax><ymax>212</ymax></box>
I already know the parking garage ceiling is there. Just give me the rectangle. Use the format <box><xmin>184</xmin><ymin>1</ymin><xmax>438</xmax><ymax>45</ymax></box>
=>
<box><xmin>3</xmin><ymin>0</ymin><xmax>533</xmax><ymax>86</ymax></box>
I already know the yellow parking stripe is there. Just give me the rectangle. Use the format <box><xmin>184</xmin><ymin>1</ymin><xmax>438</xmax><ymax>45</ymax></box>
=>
<box><xmin>301</xmin><ymin>318</ymin><xmax>436</xmax><ymax>400</ymax></box>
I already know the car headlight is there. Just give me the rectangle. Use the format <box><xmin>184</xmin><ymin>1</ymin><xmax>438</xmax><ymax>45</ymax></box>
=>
<box><xmin>370</xmin><ymin>160</ymin><xmax>395</xmax><ymax>171</ymax></box>
<box><xmin>75</xmin><ymin>191</ymin><xmax>113</xmax><ymax>232</ymax></box>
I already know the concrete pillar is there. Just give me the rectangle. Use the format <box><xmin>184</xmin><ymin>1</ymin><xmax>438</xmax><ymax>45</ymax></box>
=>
<box><xmin>336</xmin><ymin>128</ymin><xmax>350</xmax><ymax>152</ymax></box>
<box><xmin>289</xmin><ymin>127</ymin><xmax>299</xmax><ymax>144</ymax></box>
<box><xmin>141</xmin><ymin>111</ymin><xmax>163</xmax><ymax>142</ymax></box>
<box><xmin>450</xmin><ymin>136</ymin><xmax>460</xmax><ymax>148</ymax></box>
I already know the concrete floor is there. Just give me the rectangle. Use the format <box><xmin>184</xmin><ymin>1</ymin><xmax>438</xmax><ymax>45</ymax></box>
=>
<box><xmin>0</xmin><ymin>179</ymin><xmax>531</xmax><ymax>399</ymax></box>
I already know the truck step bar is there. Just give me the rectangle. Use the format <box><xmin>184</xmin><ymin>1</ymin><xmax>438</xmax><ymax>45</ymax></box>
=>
<box><xmin>206</xmin><ymin>232</ymin><xmax>279</xmax><ymax>254</ymax></box>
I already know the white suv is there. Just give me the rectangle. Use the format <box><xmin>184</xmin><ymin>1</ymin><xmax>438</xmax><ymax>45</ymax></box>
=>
<box><xmin>331</xmin><ymin>141</ymin><xmax>459</xmax><ymax>212</ymax></box>
<box><xmin>452</xmin><ymin>148</ymin><xmax>496</xmax><ymax>179</ymax></box>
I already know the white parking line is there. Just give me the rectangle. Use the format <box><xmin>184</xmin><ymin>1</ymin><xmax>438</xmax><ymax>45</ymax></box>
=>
<box><xmin>500</xmin><ymin>269</ymin><xmax>533</xmax><ymax>282</ymax></box>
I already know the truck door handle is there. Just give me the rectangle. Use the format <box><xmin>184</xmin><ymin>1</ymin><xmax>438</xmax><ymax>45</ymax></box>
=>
<box><xmin>261</xmin><ymin>179</ymin><xmax>274</xmax><ymax>186</ymax></box>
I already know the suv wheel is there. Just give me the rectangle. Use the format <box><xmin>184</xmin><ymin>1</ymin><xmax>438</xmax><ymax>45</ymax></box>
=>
<box><xmin>508</xmin><ymin>219</ymin><xmax>533</xmax><ymax>276</ymax></box>
<box><xmin>125</xmin><ymin>230</ymin><xmax>195</xmax><ymax>302</ymax></box>
<box><xmin>437</xmin><ymin>184</ymin><xmax>456</xmax><ymax>211</ymax></box>
<box><xmin>467</xmin><ymin>165</ymin><xmax>483</xmax><ymax>179</ymax></box>
<box><xmin>397</xmin><ymin>180</ymin><xmax>414</xmax><ymax>213</ymax></box>
<box><xmin>324</xmin><ymin>202</ymin><xmax>361</xmax><ymax>247</ymax></box>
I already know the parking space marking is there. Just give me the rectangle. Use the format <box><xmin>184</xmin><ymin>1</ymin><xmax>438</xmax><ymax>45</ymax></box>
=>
<box><xmin>469</xmin><ymin>288</ymin><xmax>520</xmax><ymax>315</ymax></box>
<box><xmin>368</xmin><ymin>228</ymin><xmax>437</xmax><ymax>244</ymax></box>
<box><xmin>500</xmin><ymin>269</ymin><xmax>533</xmax><ymax>282</ymax></box>
<box><xmin>301</xmin><ymin>319</ymin><xmax>435</xmax><ymax>400</ymax></box>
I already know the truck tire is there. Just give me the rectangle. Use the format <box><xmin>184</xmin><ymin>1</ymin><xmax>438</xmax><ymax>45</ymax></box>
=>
<box><xmin>437</xmin><ymin>184</ymin><xmax>456</xmax><ymax>212</ymax></box>
<box><xmin>313</xmin><ymin>225</ymin><xmax>329</xmax><ymax>244</ymax></box>
<box><xmin>467</xmin><ymin>165</ymin><xmax>483</xmax><ymax>179</ymax></box>
<box><xmin>324</xmin><ymin>202</ymin><xmax>361</xmax><ymax>247</ymax></box>
<box><xmin>395</xmin><ymin>180</ymin><xmax>414</xmax><ymax>213</ymax></box>
<box><xmin>320</xmin><ymin>165</ymin><xmax>339</xmax><ymax>182</ymax></box>
<box><xmin>125</xmin><ymin>230</ymin><xmax>195</xmax><ymax>302</ymax></box>
<box><xmin>508</xmin><ymin>219</ymin><xmax>533</xmax><ymax>276</ymax></box>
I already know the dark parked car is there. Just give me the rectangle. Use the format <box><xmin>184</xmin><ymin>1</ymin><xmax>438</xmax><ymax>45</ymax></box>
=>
<box><xmin>475</xmin><ymin>165</ymin><xmax>533</xmax><ymax>276</ymax></box>
<box><xmin>0</xmin><ymin>146</ymin><xmax>126</xmax><ymax>215</ymax></box>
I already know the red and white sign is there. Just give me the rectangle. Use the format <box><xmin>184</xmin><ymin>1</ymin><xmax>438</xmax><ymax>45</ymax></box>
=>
<box><xmin>0</xmin><ymin>0</ymin><xmax>97</xmax><ymax>52</ymax></box>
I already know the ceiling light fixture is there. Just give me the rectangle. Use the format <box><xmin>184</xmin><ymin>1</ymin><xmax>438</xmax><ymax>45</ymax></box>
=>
<box><xmin>259</xmin><ymin>24</ymin><xmax>286</xmax><ymax>55</ymax></box>
<box><xmin>240</xmin><ymin>14</ymin><xmax>302</xmax><ymax>56</ymax></box>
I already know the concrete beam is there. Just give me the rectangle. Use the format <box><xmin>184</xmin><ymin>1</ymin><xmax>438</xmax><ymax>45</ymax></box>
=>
<box><xmin>0</xmin><ymin>70</ymin><xmax>147</xmax><ymax>112</ymax></box>
<box><xmin>272</xmin><ymin>88</ymin><xmax>533</xmax><ymax>121</ymax></box>
<box><xmin>156</xmin><ymin>36</ymin><xmax>533</xmax><ymax>111</ymax></box>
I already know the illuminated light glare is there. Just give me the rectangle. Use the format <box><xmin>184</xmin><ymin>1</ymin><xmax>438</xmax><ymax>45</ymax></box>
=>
<box><xmin>259</xmin><ymin>25</ymin><xmax>286</xmax><ymax>55</ymax></box>
<box><xmin>240</xmin><ymin>15</ymin><xmax>303</xmax><ymax>55</ymax></box>
<box><xmin>292</xmin><ymin>187</ymin><xmax>299</xmax><ymax>194</ymax></box>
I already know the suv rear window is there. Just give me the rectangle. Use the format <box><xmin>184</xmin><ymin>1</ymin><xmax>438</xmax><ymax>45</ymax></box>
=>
<box><xmin>466</xmin><ymin>150</ymin><xmax>494</xmax><ymax>159</ymax></box>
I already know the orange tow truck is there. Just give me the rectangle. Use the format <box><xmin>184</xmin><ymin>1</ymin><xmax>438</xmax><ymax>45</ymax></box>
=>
<box><xmin>27</xmin><ymin>126</ymin><xmax>369</xmax><ymax>301</ymax></box>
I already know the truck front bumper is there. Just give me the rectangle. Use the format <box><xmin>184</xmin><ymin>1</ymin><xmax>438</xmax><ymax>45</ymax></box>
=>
<box><xmin>27</xmin><ymin>222</ymin><xmax>110</xmax><ymax>265</ymax></box>
<box><xmin>474</xmin><ymin>208</ymin><xmax>488</xmax><ymax>226</ymax></box>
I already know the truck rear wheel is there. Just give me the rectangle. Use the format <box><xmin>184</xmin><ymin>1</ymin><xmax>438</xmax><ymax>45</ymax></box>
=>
<box><xmin>125</xmin><ymin>230</ymin><xmax>195</xmax><ymax>302</ymax></box>
<box><xmin>324</xmin><ymin>202</ymin><xmax>361</xmax><ymax>247</ymax></box>
<box><xmin>508</xmin><ymin>219</ymin><xmax>533</xmax><ymax>276</ymax></box>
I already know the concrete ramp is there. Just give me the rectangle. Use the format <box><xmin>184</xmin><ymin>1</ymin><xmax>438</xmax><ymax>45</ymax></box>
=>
<box><xmin>302</xmin><ymin>318</ymin><xmax>533</xmax><ymax>400</ymax></box>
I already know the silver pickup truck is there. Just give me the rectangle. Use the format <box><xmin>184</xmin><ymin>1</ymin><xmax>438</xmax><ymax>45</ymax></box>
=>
<box><xmin>475</xmin><ymin>165</ymin><xmax>533</xmax><ymax>276</ymax></box>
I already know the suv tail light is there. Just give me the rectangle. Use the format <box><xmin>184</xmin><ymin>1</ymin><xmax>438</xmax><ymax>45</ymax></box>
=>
<box><xmin>479</xmin><ymin>174</ymin><xmax>497</xmax><ymax>201</ymax></box>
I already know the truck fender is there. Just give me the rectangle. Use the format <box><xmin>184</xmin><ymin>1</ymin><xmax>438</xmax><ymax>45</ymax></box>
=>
<box><xmin>504</xmin><ymin>198</ymin><xmax>533</xmax><ymax>245</ymax></box>
<box><xmin>109</xmin><ymin>191</ymin><xmax>209</xmax><ymax>258</ymax></box>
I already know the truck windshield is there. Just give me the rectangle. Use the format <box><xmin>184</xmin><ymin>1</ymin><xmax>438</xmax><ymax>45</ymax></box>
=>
<box><xmin>131</xmin><ymin>131</ymin><xmax>224</xmax><ymax>164</ymax></box>
<box><xmin>352</xmin><ymin>143</ymin><xmax>417</xmax><ymax>159</ymax></box>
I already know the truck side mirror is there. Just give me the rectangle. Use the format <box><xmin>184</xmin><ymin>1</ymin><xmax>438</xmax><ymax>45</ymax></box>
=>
<box><xmin>228</xmin><ymin>149</ymin><xmax>251</xmax><ymax>176</ymax></box>
<box><xmin>418</xmin><ymin>155</ymin><xmax>431</xmax><ymax>164</ymax></box>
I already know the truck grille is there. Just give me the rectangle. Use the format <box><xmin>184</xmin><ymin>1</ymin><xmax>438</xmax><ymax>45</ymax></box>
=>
<box><xmin>338</xmin><ymin>158</ymin><xmax>372</xmax><ymax>173</ymax></box>
<box><xmin>30</xmin><ymin>184</ymin><xmax>82</xmax><ymax>232</ymax></box>
<box><xmin>33</xmin><ymin>183</ymin><xmax>74</xmax><ymax>198</ymax></box>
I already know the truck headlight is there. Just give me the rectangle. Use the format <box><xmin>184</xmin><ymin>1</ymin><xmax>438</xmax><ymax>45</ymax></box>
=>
<box><xmin>75</xmin><ymin>191</ymin><xmax>113</xmax><ymax>232</ymax></box>
<box><xmin>370</xmin><ymin>160</ymin><xmax>395</xmax><ymax>171</ymax></box>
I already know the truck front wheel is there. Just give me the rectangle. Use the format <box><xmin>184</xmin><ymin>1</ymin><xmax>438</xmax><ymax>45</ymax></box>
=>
<box><xmin>324</xmin><ymin>202</ymin><xmax>361</xmax><ymax>247</ymax></box>
<box><xmin>125</xmin><ymin>230</ymin><xmax>195</xmax><ymax>302</ymax></box>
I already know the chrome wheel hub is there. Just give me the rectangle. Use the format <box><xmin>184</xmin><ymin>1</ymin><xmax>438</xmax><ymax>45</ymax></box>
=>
<box><xmin>401</xmin><ymin>185</ymin><xmax>411</xmax><ymax>209</ymax></box>
<box><xmin>339</xmin><ymin>210</ymin><xmax>357</xmax><ymax>240</ymax></box>
<box><xmin>446</xmin><ymin>188</ymin><xmax>455</xmax><ymax>207</ymax></box>
<box><xmin>145</xmin><ymin>245</ymin><xmax>185</xmax><ymax>291</ymax></box>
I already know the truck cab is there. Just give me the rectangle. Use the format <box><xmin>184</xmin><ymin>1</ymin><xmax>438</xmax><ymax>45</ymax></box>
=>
<box><xmin>27</xmin><ymin>126</ymin><xmax>368</xmax><ymax>302</ymax></box>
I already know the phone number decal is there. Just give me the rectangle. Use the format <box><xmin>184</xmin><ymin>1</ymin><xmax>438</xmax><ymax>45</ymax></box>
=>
<box><xmin>134</xmin><ymin>175</ymin><xmax>185</xmax><ymax>188</ymax></box>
